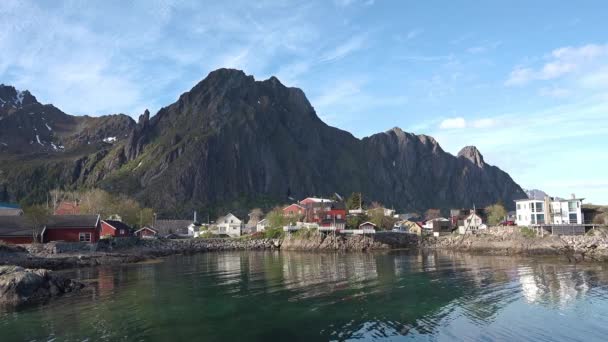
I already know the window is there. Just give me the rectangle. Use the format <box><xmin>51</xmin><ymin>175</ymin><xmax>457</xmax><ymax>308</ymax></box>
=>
<box><xmin>326</xmin><ymin>214</ymin><xmax>331</xmax><ymax>219</ymax></box>
<box><xmin>337</xmin><ymin>214</ymin><xmax>342</xmax><ymax>219</ymax></box>
<box><xmin>530</xmin><ymin>203</ymin><xmax>535</xmax><ymax>212</ymax></box>
<box><xmin>517</xmin><ymin>204</ymin><xmax>521</xmax><ymax>210</ymax></box>
<box><xmin>79</xmin><ymin>232</ymin><xmax>92</xmax><ymax>242</ymax></box>
<box><xmin>518</xmin><ymin>215</ymin><xmax>522</xmax><ymax>221</ymax></box>
<box><xmin>568</xmin><ymin>201</ymin><xmax>578</xmax><ymax>212</ymax></box>
<box><xmin>536</xmin><ymin>202</ymin><xmax>543</xmax><ymax>212</ymax></box>
<box><xmin>119</xmin><ymin>229</ymin><xmax>125</xmax><ymax>235</ymax></box>
<box><xmin>569</xmin><ymin>213</ymin><xmax>577</xmax><ymax>224</ymax></box>
<box><xmin>536</xmin><ymin>214</ymin><xmax>545</xmax><ymax>224</ymax></box>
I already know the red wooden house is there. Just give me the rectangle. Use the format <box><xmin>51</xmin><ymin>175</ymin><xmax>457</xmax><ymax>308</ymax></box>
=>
<box><xmin>0</xmin><ymin>216</ymin><xmax>34</xmax><ymax>244</ymax></box>
<box><xmin>100</xmin><ymin>220</ymin><xmax>133</xmax><ymax>237</ymax></box>
<box><xmin>42</xmin><ymin>215</ymin><xmax>101</xmax><ymax>243</ymax></box>
<box><xmin>134</xmin><ymin>226</ymin><xmax>158</xmax><ymax>238</ymax></box>
<box><xmin>282</xmin><ymin>204</ymin><xmax>305</xmax><ymax>217</ymax></box>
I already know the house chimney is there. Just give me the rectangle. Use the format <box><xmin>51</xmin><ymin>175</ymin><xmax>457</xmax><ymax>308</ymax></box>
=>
<box><xmin>571</xmin><ymin>193</ymin><xmax>576</xmax><ymax>199</ymax></box>
<box><xmin>194</xmin><ymin>211</ymin><xmax>198</xmax><ymax>223</ymax></box>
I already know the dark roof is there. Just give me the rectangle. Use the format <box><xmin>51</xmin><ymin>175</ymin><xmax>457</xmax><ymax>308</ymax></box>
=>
<box><xmin>102</xmin><ymin>220</ymin><xmax>133</xmax><ymax>231</ymax></box>
<box><xmin>46</xmin><ymin>215</ymin><xmax>100</xmax><ymax>229</ymax></box>
<box><xmin>0</xmin><ymin>216</ymin><xmax>31</xmax><ymax>237</ymax></box>
<box><xmin>153</xmin><ymin>219</ymin><xmax>192</xmax><ymax>235</ymax></box>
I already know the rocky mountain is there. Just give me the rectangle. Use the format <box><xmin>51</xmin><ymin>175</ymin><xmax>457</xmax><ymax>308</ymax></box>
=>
<box><xmin>0</xmin><ymin>70</ymin><xmax>527</xmax><ymax>216</ymax></box>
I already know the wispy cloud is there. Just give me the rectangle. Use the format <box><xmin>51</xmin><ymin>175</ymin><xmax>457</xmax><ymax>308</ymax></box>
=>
<box><xmin>505</xmin><ymin>43</ymin><xmax>608</xmax><ymax>86</ymax></box>
<box><xmin>406</xmin><ymin>28</ymin><xmax>424</xmax><ymax>40</ymax></box>
<box><xmin>466</xmin><ymin>41</ymin><xmax>501</xmax><ymax>54</ymax></box>
<box><xmin>320</xmin><ymin>33</ymin><xmax>368</xmax><ymax>63</ymax></box>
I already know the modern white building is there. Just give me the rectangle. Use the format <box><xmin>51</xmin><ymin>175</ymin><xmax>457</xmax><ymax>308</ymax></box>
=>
<box><xmin>515</xmin><ymin>196</ymin><xmax>584</xmax><ymax>226</ymax></box>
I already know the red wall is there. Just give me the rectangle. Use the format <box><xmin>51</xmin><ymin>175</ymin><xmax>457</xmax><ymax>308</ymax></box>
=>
<box><xmin>43</xmin><ymin>227</ymin><xmax>100</xmax><ymax>243</ymax></box>
<box><xmin>282</xmin><ymin>204</ymin><xmax>304</xmax><ymax>216</ymax></box>
<box><xmin>0</xmin><ymin>236</ymin><xmax>33</xmax><ymax>244</ymax></box>
<box><xmin>100</xmin><ymin>222</ymin><xmax>130</xmax><ymax>237</ymax></box>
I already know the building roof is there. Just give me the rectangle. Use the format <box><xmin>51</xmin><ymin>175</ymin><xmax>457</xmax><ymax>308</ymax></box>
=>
<box><xmin>283</xmin><ymin>203</ymin><xmax>305</xmax><ymax>210</ymax></box>
<box><xmin>300</xmin><ymin>197</ymin><xmax>333</xmax><ymax>203</ymax></box>
<box><xmin>134</xmin><ymin>226</ymin><xmax>158</xmax><ymax>234</ymax></box>
<box><xmin>153</xmin><ymin>219</ymin><xmax>191</xmax><ymax>235</ymax></box>
<box><xmin>0</xmin><ymin>202</ymin><xmax>20</xmax><ymax>209</ymax></box>
<box><xmin>359</xmin><ymin>221</ymin><xmax>377</xmax><ymax>228</ymax></box>
<box><xmin>102</xmin><ymin>220</ymin><xmax>132</xmax><ymax>232</ymax></box>
<box><xmin>0</xmin><ymin>216</ymin><xmax>31</xmax><ymax>237</ymax></box>
<box><xmin>0</xmin><ymin>208</ymin><xmax>23</xmax><ymax>216</ymax></box>
<box><xmin>46</xmin><ymin>215</ymin><xmax>100</xmax><ymax>229</ymax></box>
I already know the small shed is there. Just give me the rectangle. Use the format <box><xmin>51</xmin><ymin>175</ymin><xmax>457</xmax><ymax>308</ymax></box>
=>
<box><xmin>101</xmin><ymin>220</ymin><xmax>133</xmax><ymax>238</ymax></box>
<box><xmin>135</xmin><ymin>226</ymin><xmax>158</xmax><ymax>238</ymax></box>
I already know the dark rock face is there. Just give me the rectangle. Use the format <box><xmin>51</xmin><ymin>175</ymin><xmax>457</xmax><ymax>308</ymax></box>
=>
<box><xmin>0</xmin><ymin>69</ymin><xmax>527</xmax><ymax>213</ymax></box>
<box><xmin>0</xmin><ymin>265</ymin><xmax>84</xmax><ymax>306</ymax></box>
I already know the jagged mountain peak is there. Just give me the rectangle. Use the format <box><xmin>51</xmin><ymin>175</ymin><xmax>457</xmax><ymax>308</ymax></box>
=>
<box><xmin>458</xmin><ymin>145</ymin><xmax>485</xmax><ymax>167</ymax></box>
<box><xmin>0</xmin><ymin>68</ymin><xmax>527</xmax><ymax>215</ymax></box>
<box><xmin>0</xmin><ymin>84</ymin><xmax>39</xmax><ymax>109</ymax></box>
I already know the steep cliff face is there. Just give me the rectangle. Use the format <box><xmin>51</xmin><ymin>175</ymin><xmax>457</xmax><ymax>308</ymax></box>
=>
<box><xmin>0</xmin><ymin>70</ymin><xmax>527</xmax><ymax>214</ymax></box>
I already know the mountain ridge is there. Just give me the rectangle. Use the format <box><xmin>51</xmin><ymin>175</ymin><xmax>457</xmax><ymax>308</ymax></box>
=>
<box><xmin>0</xmin><ymin>69</ymin><xmax>527</xmax><ymax>216</ymax></box>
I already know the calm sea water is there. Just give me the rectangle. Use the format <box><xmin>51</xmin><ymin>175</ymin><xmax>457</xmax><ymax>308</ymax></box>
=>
<box><xmin>2</xmin><ymin>251</ymin><xmax>608</xmax><ymax>341</ymax></box>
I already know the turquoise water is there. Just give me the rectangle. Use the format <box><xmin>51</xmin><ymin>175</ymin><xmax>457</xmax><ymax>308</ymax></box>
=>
<box><xmin>2</xmin><ymin>251</ymin><xmax>608</xmax><ymax>341</ymax></box>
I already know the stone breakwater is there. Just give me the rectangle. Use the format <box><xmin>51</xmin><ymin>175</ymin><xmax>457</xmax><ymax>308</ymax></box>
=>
<box><xmin>281</xmin><ymin>232</ymin><xmax>419</xmax><ymax>251</ymax></box>
<box><xmin>424</xmin><ymin>226</ymin><xmax>608</xmax><ymax>261</ymax></box>
<box><xmin>0</xmin><ymin>265</ymin><xmax>84</xmax><ymax>306</ymax></box>
<box><xmin>1</xmin><ymin>238</ymin><xmax>280</xmax><ymax>271</ymax></box>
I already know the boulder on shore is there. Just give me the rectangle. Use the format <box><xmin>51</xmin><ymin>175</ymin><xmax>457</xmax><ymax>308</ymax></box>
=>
<box><xmin>0</xmin><ymin>266</ymin><xmax>84</xmax><ymax>306</ymax></box>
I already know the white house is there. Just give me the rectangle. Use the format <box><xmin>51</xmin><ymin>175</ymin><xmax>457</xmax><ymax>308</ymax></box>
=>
<box><xmin>215</xmin><ymin>213</ymin><xmax>242</xmax><ymax>237</ymax></box>
<box><xmin>458</xmin><ymin>213</ymin><xmax>484</xmax><ymax>234</ymax></box>
<box><xmin>515</xmin><ymin>196</ymin><xmax>584</xmax><ymax>226</ymax></box>
<box><xmin>256</xmin><ymin>218</ymin><xmax>268</xmax><ymax>232</ymax></box>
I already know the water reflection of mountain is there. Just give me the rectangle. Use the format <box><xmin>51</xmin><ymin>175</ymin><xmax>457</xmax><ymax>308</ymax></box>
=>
<box><xmin>15</xmin><ymin>251</ymin><xmax>608</xmax><ymax>341</ymax></box>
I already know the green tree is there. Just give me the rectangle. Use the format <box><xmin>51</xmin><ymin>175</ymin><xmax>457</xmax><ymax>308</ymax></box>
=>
<box><xmin>139</xmin><ymin>208</ymin><xmax>156</xmax><ymax>228</ymax></box>
<box><xmin>346</xmin><ymin>192</ymin><xmax>363</xmax><ymax>210</ymax></box>
<box><xmin>346</xmin><ymin>214</ymin><xmax>368</xmax><ymax>229</ymax></box>
<box><xmin>486</xmin><ymin>203</ymin><xmax>507</xmax><ymax>226</ymax></box>
<box><xmin>23</xmin><ymin>205</ymin><xmax>50</xmax><ymax>243</ymax></box>
<box><xmin>266</xmin><ymin>206</ymin><xmax>289</xmax><ymax>229</ymax></box>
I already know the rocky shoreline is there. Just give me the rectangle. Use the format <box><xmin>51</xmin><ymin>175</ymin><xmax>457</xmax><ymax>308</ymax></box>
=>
<box><xmin>281</xmin><ymin>232</ymin><xmax>418</xmax><ymax>251</ymax></box>
<box><xmin>3</xmin><ymin>228</ymin><xmax>608</xmax><ymax>275</ymax></box>
<box><xmin>0</xmin><ymin>265</ymin><xmax>84</xmax><ymax>306</ymax></box>
<box><xmin>423</xmin><ymin>227</ymin><xmax>608</xmax><ymax>262</ymax></box>
<box><xmin>0</xmin><ymin>238</ymin><xmax>280</xmax><ymax>271</ymax></box>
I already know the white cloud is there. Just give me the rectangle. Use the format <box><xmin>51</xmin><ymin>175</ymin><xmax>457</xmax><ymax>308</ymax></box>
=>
<box><xmin>505</xmin><ymin>43</ymin><xmax>608</xmax><ymax>86</ymax></box>
<box><xmin>439</xmin><ymin>117</ymin><xmax>466</xmax><ymax>129</ymax></box>
<box><xmin>439</xmin><ymin>117</ymin><xmax>498</xmax><ymax>130</ymax></box>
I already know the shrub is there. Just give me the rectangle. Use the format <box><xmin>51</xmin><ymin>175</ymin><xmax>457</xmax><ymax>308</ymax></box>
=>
<box><xmin>520</xmin><ymin>227</ymin><xmax>536</xmax><ymax>239</ymax></box>
<box><xmin>198</xmin><ymin>231</ymin><xmax>216</xmax><ymax>238</ymax></box>
<box><xmin>292</xmin><ymin>228</ymin><xmax>317</xmax><ymax>238</ymax></box>
<box><xmin>264</xmin><ymin>227</ymin><xmax>284</xmax><ymax>239</ymax></box>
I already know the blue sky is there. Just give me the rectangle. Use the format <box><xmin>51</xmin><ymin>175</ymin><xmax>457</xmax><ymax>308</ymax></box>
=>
<box><xmin>1</xmin><ymin>0</ymin><xmax>607</xmax><ymax>204</ymax></box>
